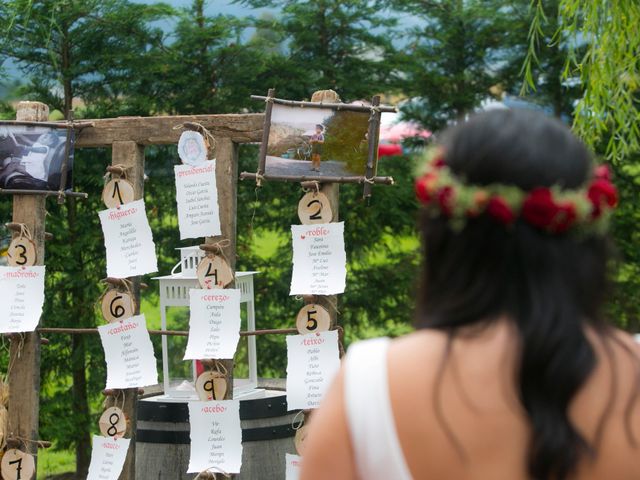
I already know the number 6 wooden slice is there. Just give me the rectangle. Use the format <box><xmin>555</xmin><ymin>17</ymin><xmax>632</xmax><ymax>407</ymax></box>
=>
<box><xmin>99</xmin><ymin>406</ymin><xmax>127</xmax><ymax>438</ymax></box>
<box><xmin>7</xmin><ymin>236</ymin><xmax>36</xmax><ymax>267</ymax></box>
<box><xmin>296</xmin><ymin>304</ymin><xmax>331</xmax><ymax>334</ymax></box>
<box><xmin>298</xmin><ymin>192</ymin><xmax>332</xmax><ymax>225</ymax></box>
<box><xmin>102</xmin><ymin>178</ymin><xmax>135</xmax><ymax>209</ymax></box>
<box><xmin>1</xmin><ymin>449</ymin><xmax>35</xmax><ymax>480</ymax></box>
<box><xmin>101</xmin><ymin>289</ymin><xmax>135</xmax><ymax>323</ymax></box>
<box><xmin>196</xmin><ymin>256</ymin><xmax>234</xmax><ymax>289</ymax></box>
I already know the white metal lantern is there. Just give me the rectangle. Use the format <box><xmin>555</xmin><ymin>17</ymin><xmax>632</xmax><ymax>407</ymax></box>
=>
<box><xmin>152</xmin><ymin>246</ymin><xmax>259</xmax><ymax>399</ymax></box>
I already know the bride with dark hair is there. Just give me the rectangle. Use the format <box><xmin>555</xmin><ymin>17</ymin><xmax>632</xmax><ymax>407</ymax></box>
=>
<box><xmin>300</xmin><ymin>109</ymin><xmax>639</xmax><ymax>480</ymax></box>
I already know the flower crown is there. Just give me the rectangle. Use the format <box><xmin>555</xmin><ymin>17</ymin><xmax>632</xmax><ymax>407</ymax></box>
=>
<box><xmin>414</xmin><ymin>148</ymin><xmax>618</xmax><ymax>234</ymax></box>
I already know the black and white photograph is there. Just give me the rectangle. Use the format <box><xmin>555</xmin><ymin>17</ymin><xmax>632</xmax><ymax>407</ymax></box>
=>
<box><xmin>0</xmin><ymin>123</ymin><xmax>73</xmax><ymax>191</ymax></box>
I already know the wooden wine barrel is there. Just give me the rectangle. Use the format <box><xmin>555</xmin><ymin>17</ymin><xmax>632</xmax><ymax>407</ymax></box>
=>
<box><xmin>136</xmin><ymin>391</ymin><xmax>299</xmax><ymax>479</ymax></box>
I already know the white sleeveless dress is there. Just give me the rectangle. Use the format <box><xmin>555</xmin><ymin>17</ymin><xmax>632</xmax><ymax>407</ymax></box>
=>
<box><xmin>343</xmin><ymin>338</ymin><xmax>413</xmax><ymax>479</ymax></box>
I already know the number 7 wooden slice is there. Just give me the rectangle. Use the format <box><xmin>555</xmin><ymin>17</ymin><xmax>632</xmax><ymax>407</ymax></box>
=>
<box><xmin>1</xmin><ymin>449</ymin><xmax>35</xmax><ymax>480</ymax></box>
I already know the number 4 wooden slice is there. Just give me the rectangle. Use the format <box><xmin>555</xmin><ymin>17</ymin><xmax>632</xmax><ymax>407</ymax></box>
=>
<box><xmin>196</xmin><ymin>256</ymin><xmax>234</xmax><ymax>290</ymax></box>
<box><xmin>1</xmin><ymin>449</ymin><xmax>35</xmax><ymax>480</ymax></box>
<box><xmin>298</xmin><ymin>191</ymin><xmax>332</xmax><ymax>225</ymax></box>
<box><xmin>296</xmin><ymin>304</ymin><xmax>331</xmax><ymax>334</ymax></box>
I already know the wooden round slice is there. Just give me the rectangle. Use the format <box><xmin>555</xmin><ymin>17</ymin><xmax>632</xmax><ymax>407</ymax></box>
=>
<box><xmin>7</xmin><ymin>237</ymin><xmax>36</xmax><ymax>267</ymax></box>
<box><xmin>196</xmin><ymin>256</ymin><xmax>234</xmax><ymax>290</ymax></box>
<box><xmin>294</xmin><ymin>424</ymin><xmax>309</xmax><ymax>456</ymax></box>
<box><xmin>178</xmin><ymin>131</ymin><xmax>208</xmax><ymax>166</ymax></box>
<box><xmin>297</xmin><ymin>192</ymin><xmax>332</xmax><ymax>224</ymax></box>
<box><xmin>101</xmin><ymin>289</ymin><xmax>135</xmax><ymax>323</ymax></box>
<box><xmin>1</xmin><ymin>449</ymin><xmax>35</xmax><ymax>480</ymax></box>
<box><xmin>102</xmin><ymin>178</ymin><xmax>135</xmax><ymax>209</ymax></box>
<box><xmin>195</xmin><ymin>371</ymin><xmax>228</xmax><ymax>401</ymax></box>
<box><xmin>99</xmin><ymin>406</ymin><xmax>127</xmax><ymax>438</ymax></box>
<box><xmin>295</xmin><ymin>304</ymin><xmax>331</xmax><ymax>334</ymax></box>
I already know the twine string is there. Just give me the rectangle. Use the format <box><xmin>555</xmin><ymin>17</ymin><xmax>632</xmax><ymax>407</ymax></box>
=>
<box><xmin>291</xmin><ymin>410</ymin><xmax>305</xmax><ymax>430</ymax></box>
<box><xmin>195</xmin><ymin>466</ymin><xmax>231</xmax><ymax>480</ymax></box>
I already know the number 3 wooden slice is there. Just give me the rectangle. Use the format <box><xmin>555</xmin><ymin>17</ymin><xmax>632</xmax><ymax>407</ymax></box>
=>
<box><xmin>298</xmin><ymin>192</ymin><xmax>332</xmax><ymax>225</ymax></box>
<box><xmin>195</xmin><ymin>371</ymin><xmax>228</xmax><ymax>401</ymax></box>
<box><xmin>101</xmin><ymin>289</ymin><xmax>135</xmax><ymax>323</ymax></box>
<box><xmin>7</xmin><ymin>236</ymin><xmax>36</xmax><ymax>267</ymax></box>
<box><xmin>102</xmin><ymin>178</ymin><xmax>135</xmax><ymax>209</ymax></box>
<box><xmin>99</xmin><ymin>406</ymin><xmax>127</xmax><ymax>438</ymax></box>
<box><xmin>1</xmin><ymin>449</ymin><xmax>35</xmax><ymax>480</ymax></box>
<box><xmin>296</xmin><ymin>304</ymin><xmax>331</xmax><ymax>334</ymax></box>
<box><xmin>196</xmin><ymin>256</ymin><xmax>234</xmax><ymax>289</ymax></box>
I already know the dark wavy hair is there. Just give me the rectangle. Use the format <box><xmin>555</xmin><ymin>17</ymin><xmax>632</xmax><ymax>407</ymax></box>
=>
<box><xmin>415</xmin><ymin>109</ymin><xmax>621</xmax><ymax>479</ymax></box>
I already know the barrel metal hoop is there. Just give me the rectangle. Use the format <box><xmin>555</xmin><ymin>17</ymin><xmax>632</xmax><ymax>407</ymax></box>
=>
<box><xmin>137</xmin><ymin>423</ymin><xmax>297</xmax><ymax>444</ymax></box>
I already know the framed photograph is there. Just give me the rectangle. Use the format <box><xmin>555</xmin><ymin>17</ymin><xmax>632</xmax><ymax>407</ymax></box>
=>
<box><xmin>0</xmin><ymin>122</ymin><xmax>74</xmax><ymax>192</ymax></box>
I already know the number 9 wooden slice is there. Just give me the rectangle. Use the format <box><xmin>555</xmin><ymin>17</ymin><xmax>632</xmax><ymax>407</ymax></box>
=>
<box><xmin>1</xmin><ymin>449</ymin><xmax>35</xmax><ymax>480</ymax></box>
<box><xmin>196</xmin><ymin>256</ymin><xmax>234</xmax><ymax>290</ymax></box>
<box><xmin>298</xmin><ymin>192</ymin><xmax>332</xmax><ymax>225</ymax></box>
<box><xmin>99</xmin><ymin>406</ymin><xmax>127</xmax><ymax>438</ymax></box>
<box><xmin>102</xmin><ymin>178</ymin><xmax>135</xmax><ymax>209</ymax></box>
<box><xmin>7</xmin><ymin>237</ymin><xmax>36</xmax><ymax>267</ymax></box>
<box><xmin>101</xmin><ymin>290</ymin><xmax>135</xmax><ymax>323</ymax></box>
<box><xmin>296</xmin><ymin>304</ymin><xmax>331</xmax><ymax>334</ymax></box>
<box><xmin>195</xmin><ymin>371</ymin><xmax>228</xmax><ymax>401</ymax></box>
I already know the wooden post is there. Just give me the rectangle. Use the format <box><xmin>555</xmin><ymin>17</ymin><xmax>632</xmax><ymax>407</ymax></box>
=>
<box><xmin>105</xmin><ymin>141</ymin><xmax>145</xmax><ymax>480</ymax></box>
<box><xmin>7</xmin><ymin>101</ymin><xmax>49</xmax><ymax>467</ymax></box>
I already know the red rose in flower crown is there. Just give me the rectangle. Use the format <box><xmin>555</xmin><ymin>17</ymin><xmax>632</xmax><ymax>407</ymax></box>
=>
<box><xmin>588</xmin><ymin>178</ymin><xmax>618</xmax><ymax>218</ymax></box>
<box><xmin>487</xmin><ymin>197</ymin><xmax>515</xmax><ymax>225</ymax></box>
<box><xmin>437</xmin><ymin>186</ymin><xmax>455</xmax><ymax>216</ymax></box>
<box><xmin>521</xmin><ymin>188</ymin><xmax>560</xmax><ymax>229</ymax></box>
<box><xmin>415</xmin><ymin>172</ymin><xmax>438</xmax><ymax>203</ymax></box>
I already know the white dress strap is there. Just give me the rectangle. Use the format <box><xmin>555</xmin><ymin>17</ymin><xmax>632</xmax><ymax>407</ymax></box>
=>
<box><xmin>344</xmin><ymin>338</ymin><xmax>413</xmax><ymax>479</ymax></box>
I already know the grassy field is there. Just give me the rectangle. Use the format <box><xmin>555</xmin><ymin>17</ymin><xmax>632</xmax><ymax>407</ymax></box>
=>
<box><xmin>37</xmin><ymin>448</ymin><xmax>74</xmax><ymax>479</ymax></box>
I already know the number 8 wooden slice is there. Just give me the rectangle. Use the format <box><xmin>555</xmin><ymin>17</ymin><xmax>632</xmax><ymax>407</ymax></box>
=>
<box><xmin>297</xmin><ymin>192</ymin><xmax>332</xmax><ymax>225</ymax></box>
<box><xmin>1</xmin><ymin>449</ymin><xmax>35</xmax><ymax>480</ymax></box>
<box><xmin>99</xmin><ymin>406</ymin><xmax>127</xmax><ymax>438</ymax></box>
<box><xmin>7</xmin><ymin>237</ymin><xmax>36</xmax><ymax>267</ymax></box>
<box><xmin>296</xmin><ymin>304</ymin><xmax>330</xmax><ymax>334</ymax></box>
<box><xmin>101</xmin><ymin>289</ymin><xmax>135</xmax><ymax>323</ymax></box>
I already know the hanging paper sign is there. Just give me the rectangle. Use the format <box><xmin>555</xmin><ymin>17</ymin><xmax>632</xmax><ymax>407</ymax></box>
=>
<box><xmin>99</xmin><ymin>406</ymin><xmax>127</xmax><ymax>438</ymax></box>
<box><xmin>86</xmin><ymin>435</ymin><xmax>130</xmax><ymax>480</ymax></box>
<box><xmin>197</xmin><ymin>256</ymin><xmax>233</xmax><ymax>289</ymax></box>
<box><xmin>98</xmin><ymin>314</ymin><xmax>158</xmax><ymax>389</ymax></box>
<box><xmin>297</xmin><ymin>192</ymin><xmax>332</xmax><ymax>225</ymax></box>
<box><xmin>195</xmin><ymin>371</ymin><xmax>228</xmax><ymax>401</ymax></box>
<box><xmin>1</xmin><ymin>449</ymin><xmax>35</xmax><ymax>480</ymax></box>
<box><xmin>184</xmin><ymin>289</ymin><xmax>241</xmax><ymax>360</ymax></box>
<box><xmin>101</xmin><ymin>289</ymin><xmax>135</xmax><ymax>323</ymax></box>
<box><xmin>290</xmin><ymin>222</ymin><xmax>346</xmax><ymax>295</ymax></box>
<box><xmin>98</xmin><ymin>199</ymin><xmax>158</xmax><ymax>278</ymax></box>
<box><xmin>294</xmin><ymin>425</ymin><xmax>309</xmax><ymax>455</ymax></box>
<box><xmin>187</xmin><ymin>400</ymin><xmax>242</xmax><ymax>474</ymax></box>
<box><xmin>296</xmin><ymin>304</ymin><xmax>331</xmax><ymax>335</ymax></box>
<box><xmin>0</xmin><ymin>266</ymin><xmax>45</xmax><ymax>333</ymax></box>
<box><xmin>7</xmin><ymin>236</ymin><xmax>36</xmax><ymax>267</ymax></box>
<box><xmin>286</xmin><ymin>330</ymin><xmax>341</xmax><ymax>410</ymax></box>
<box><xmin>178</xmin><ymin>131</ymin><xmax>208</xmax><ymax>166</ymax></box>
<box><xmin>102</xmin><ymin>178</ymin><xmax>135</xmax><ymax>209</ymax></box>
<box><xmin>285</xmin><ymin>453</ymin><xmax>302</xmax><ymax>480</ymax></box>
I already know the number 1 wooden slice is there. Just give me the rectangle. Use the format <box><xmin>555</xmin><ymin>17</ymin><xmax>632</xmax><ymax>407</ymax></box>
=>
<box><xmin>298</xmin><ymin>192</ymin><xmax>332</xmax><ymax>224</ymax></box>
<box><xmin>99</xmin><ymin>406</ymin><xmax>127</xmax><ymax>438</ymax></box>
<box><xmin>296</xmin><ymin>304</ymin><xmax>331</xmax><ymax>334</ymax></box>
<box><xmin>102</xmin><ymin>178</ymin><xmax>135</xmax><ymax>209</ymax></box>
<box><xmin>195</xmin><ymin>371</ymin><xmax>228</xmax><ymax>401</ymax></box>
<box><xmin>101</xmin><ymin>289</ymin><xmax>135</xmax><ymax>323</ymax></box>
<box><xmin>196</xmin><ymin>256</ymin><xmax>234</xmax><ymax>289</ymax></box>
<box><xmin>7</xmin><ymin>236</ymin><xmax>36</xmax><ymax>267</ymax></box>
<box><xmin>1</xmin><ymin>449</ymin><xmax>35</xmax><ymax>480</ymax></box>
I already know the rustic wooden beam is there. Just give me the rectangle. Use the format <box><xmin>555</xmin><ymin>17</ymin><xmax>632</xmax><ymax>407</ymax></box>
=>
<box><xmin>72</xmin><ymin>113</ymin><xmax>264</xmax><ymax>147</ymax></box>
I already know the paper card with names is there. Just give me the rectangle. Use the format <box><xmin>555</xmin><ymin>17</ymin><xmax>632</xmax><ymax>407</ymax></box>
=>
<box><xmin>184</xmin><ymin>288</ymin><xmax>241</xmax><ymax>360</ymax></box>
<box><xmin>98</xmin><ymin>314</ymin><xmax>158</xmax><ymax>389</ymax></box>
<box><xmin>187</xmin><ymin>400</ymin><xmax>243</xmax><ymax>474</ymax></box>
<box><xmin>290</xmin><ymin>222</ymin><xmax>346</xmax><ymax>295</ymax></box>
<box><xmin>0</xmin><ymin>266</ymin><xmax>45</xmax><ymax>333</ymax></box>
<box><xmin>286</xmin><ymin>453</ymin><xmax>302</xmax><ymax>480</ymax></box>
<box><xmin>174</xmin><ymin>161</ymin><xmax>222</xmax><ymax>240</ymax></box>
<box><xmin>86</xmin><ymin>436</ymin><xmax>130</xmax><ymax>480</ymax></box>
<box><xmin>286</xmin><ymin>330</ymin><xmax>341</xmax><ymax>410</ymax></box>
<box><xmin>98</xmin><ymin>199</ymin><xmax>158</xmax><ymax>278</ymax></box>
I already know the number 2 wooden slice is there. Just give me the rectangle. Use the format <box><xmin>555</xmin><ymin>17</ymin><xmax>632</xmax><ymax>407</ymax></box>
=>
<box><xmin>298</xmin><ymin>192</ymin><xmax>332</xmax><ymax>225</ymax></box>
<box><xmin>196</xmin><ymin>256</ymin><xmax>234</xmax><ymax>289</ymax></box>
<box><xmin>99</xmin><ymin>406</ymin><xmax>127</xmax><ymax>438</ymax></box>
<box><xmin>195</xmin><ymin>371</ymin><xmax>228</xmax><ymax>401</ymax></box>
<box><xmin>7</xmin><ymin>237</ymin><xmax>36</xmax><ymax>267</ymax></box>
<box><xmin>1</xmin><ymin>449</ymin><xmax>35</xmax><ymax>480</ymax></box>
<box><xmin>296</xmin><ymin>304</ymin><xmax>330</xmax><ymax>334</ymax></box>
<box><xmin>102</xmin><ymin>178</ymin><xmax>135</xmax><ymax>209</ymax></box>
<box><xmin>101</xmin><ymin>289</ymin><xmax>135</xmax><ymax>323</ymax></box>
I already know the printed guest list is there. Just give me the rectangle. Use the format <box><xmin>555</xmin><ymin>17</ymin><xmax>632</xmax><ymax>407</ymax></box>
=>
<box><xmin>187</xmin><ymin>400</ymin><xmax>242</xmax><ymax>474</ymax></box>
<box><xmin>0</xmin><ymin>266</ymin><xmax>45</xmax><ymax>333</ymax></box>
<box><xmin>286</xmin><ymin>454</ymin><xmax>302</xmax><ymax>480</ymax></box>
<box><xmin>98</xmin><ymin>199</ymin><xmax>158</xmax><ymax>278</ymax></box>
<box><xmin>184</xmin><ymin>289</ymin><xmax>241</xmax><ymax>360</ymax></box>
<box><xmin>174</xmin><ymin>161</ymin><xmax>222</xmax><ymax>240</ymax></box>
<box><xmin>98</xmin><ymin>314</ymin><xmax>158</xmax><ymax>389</ymax></box>
<box><xmin>86</xmin><ymin>436</ymin><xmax>130</xmax><ymax>480</ymax></box>
<box><xmin>290</xmin><ymin>222</ymin><xmax>346</xmax><ymax>295</ymax></box>
<box><xmin>286</xmin><ymin>330</ymin><xmax>341</xmax><ymax>410</ymax></box>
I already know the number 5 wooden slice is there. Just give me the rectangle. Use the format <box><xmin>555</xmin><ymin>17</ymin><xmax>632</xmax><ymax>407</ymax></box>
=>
<box><xmin>7</xmin><ymin>236</ymin><xmax>36</xmax><ymax>267</ymax></box>
<box><xmin>101</xmin><ymin>289</ymin><xmax>135</xmax><ymax>323</ymax></box>
<box><xmin>298</xmin><ymin>192</ymin><xmax>332</xmax><ymax>225</ymax></box>
<box><xmin>1</xmin><ymin>449</ymin><xmax>35</xmax><ymax>480</ymax></box>
<box><xmin>196</xmin><ymin>256</ymin><xmax>234</xmax><ymax>290</ymax></box>
<box><xmin>296</xmin><ymin>304</ymin><xmax>331</xmax><ymax>334</ymax></box>
<box><xmin>102</xmin><ymin>178</ymin><xmax>135</xmax><ymax>209</ymax></box>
